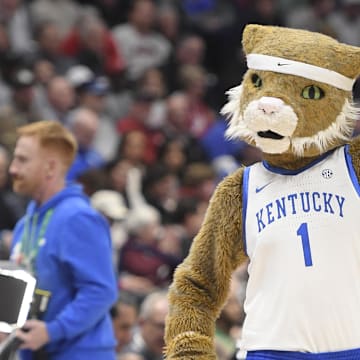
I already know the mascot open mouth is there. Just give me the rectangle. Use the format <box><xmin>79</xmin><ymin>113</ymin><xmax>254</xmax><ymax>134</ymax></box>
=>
<box><xmin>257</xmin><ymin>130</ymin><xmax>284</xmax><ymax>140</ymax></box>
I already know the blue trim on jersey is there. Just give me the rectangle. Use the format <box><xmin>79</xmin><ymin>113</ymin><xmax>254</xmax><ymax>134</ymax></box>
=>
<box><xmin>245</xmin><ymin>348</ymin><xmax>360</xmax><ymax>360</ymax></box>
<box><xmin>344</xmin><ymin>144</ymin><xmax>360</xmax><ymax>197</ymax></box>
<box><xmin>242</xmin><ymin>167</ymin><xmax>250</xmax><ymax>256</ymax></box>
<box><xmin>262</xmin><ymin>149</ymin><xmax>336</xmax><ymax>175</ymax></box>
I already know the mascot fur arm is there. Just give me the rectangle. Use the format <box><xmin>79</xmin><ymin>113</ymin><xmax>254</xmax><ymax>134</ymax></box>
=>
<box><xmin>164</xmin><ymin>168</ymin><xmax>247</xmax><ymax>359</ymax></box>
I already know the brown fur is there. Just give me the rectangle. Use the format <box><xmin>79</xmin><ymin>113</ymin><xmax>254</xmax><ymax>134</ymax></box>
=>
<box><xmin>164</xmin><ymin>25</ymin><xmax>360</xmax><ymax>359</ymax></box>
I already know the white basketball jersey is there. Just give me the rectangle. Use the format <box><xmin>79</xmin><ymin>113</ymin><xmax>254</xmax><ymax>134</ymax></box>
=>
<box><xmin>240</xmin><ymin>145</ymin><xmax>360</xmax><ymax>353</ymax></box>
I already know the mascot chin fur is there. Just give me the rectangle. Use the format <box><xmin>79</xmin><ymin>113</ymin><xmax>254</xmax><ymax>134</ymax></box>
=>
<box><xmin>164</xmin><ymin>24</ymin><xmax>360</xmax><ymax>360</ymax></box>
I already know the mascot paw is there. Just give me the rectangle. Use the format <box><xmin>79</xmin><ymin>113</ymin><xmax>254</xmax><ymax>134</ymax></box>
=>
<box><xmin>165</xmin><ymin>331</ymin><xmax>217</xmax><ymax>360</ymax></box>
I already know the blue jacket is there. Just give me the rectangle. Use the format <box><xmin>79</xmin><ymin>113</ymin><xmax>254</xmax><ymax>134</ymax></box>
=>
<box><xmin>66</xmin><ymin>147</ymin><xmax>105</xmax><ymax>182</ymax></box>
<box><xmin>11</xmin><ymin>184</ymin><xmax>117</xmax><ymax>360</ymax></box>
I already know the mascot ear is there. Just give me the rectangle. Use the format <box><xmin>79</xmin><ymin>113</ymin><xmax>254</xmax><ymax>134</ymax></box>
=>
<box><xmin>242</xmin><ymin>24</ymin><xmax>269</xmax><ymax>55</ymax></box>
<box><xmin>342</xmin><ymin>44</ymin><xmax>360</xmax><ymax>80</ymax></box>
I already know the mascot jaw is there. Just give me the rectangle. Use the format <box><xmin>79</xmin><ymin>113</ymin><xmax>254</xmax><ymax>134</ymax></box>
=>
<box><xmin>257</xmin><ymin>130</ymin><xmax>284</xmax><ymax>140</ymax></box>
<box><xmin>255</xmin><ymin>134</ymin><xmax>291</xmax><ymax>154</ymax></box>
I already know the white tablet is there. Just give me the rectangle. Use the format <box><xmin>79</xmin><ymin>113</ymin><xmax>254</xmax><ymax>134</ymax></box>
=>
<box><xmin>0</xmin><ymin>262</ymin><xmax>36</xmax><ymax>333</ymax></box>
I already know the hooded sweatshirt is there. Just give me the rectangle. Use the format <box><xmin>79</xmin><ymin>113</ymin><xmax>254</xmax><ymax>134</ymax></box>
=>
<box><xmin>11</xmin><ymin>183</ymin><xmax>117</xmax><ymax>360</ymax></box>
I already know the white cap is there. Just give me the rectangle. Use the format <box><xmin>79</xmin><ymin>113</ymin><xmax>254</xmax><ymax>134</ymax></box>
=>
<box><xmin>91</xmin><ymin>190</ymin><xmax>128</xmax><ymax>220</ymax></box>
<box><xmin>126</xmin><ymin>205</ymin><xmax>161</xmax><ymax>232</ymax></box>
<box><xmin>66</xmin><ymin>65</ymin><xmax>94</xmax><ymax>88</ymax></box>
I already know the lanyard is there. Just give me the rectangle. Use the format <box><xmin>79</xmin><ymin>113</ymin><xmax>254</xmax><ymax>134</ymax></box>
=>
<box><xmin>19</xmin><ymin>208</ymin><xmax>54</xmax><ymax>275</ymax></box>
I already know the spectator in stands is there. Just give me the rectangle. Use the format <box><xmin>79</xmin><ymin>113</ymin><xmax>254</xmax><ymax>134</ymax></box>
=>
<box><xmin>119</xmin><ymin>205</ymin><xmax>180</xmax><ymax>299</ymax></box>
<box><xmin>117</xmin><ymin>90</ymin><xmax>163</xmax><ymax>165</ymax></box>
<box><xmin>200</xmin><ymin>116</ymin><xmax>259</xmax><ymax>178</ymax></box>
<box><xmin>181</xmin><ymin>0</ymin><xmax>237</xmax><ymax>37</ymax></box>
<box><xmin>107</xmin><ymin>157</ymin><xmax>133</xmax><ymax>206</ymax></box>
<box><xmin>137</xmin><ymin>67</ymin><xmax>168</xmax><ymax>130</ymax></box>
<box><xmin>162</xmin><ymin>92</ymin><xmax>208</xmax><ymax>164</ymax></box>
<box><xmin>180</xmin><ymin>0</ymin><xmax>239</xmax><ymax>93</ymax></box>
<box><xmin>238</xmin><ymin>0</ymin><xmax>285</xmax><ymax>28</ymax></box>
<box><xmin>37</xmin><ymin>75</ymin><xmax>75</xmax><ymax>124</ymax></box>
<box><xmin>156</xmin><ymin>4</ymin><xmax>182</xmax><ymax>46</ymax></box>
<box><xmin>76</xmin><ymin>75</ymin><xmax>119</xmax><ymax>161</ymax></box>
<box><xmin>156</xmin><ymin>223</ymin><xmax>184</xmax><ymax>262</ymax></box>
<box><xmin>162</xmin><ymin>33</ymin><xmax>207</xmax><ymax>93</ymax></box>
<box><xmin>215</xmin><ymin>274</ymin><xmax>246</xmax><ymax>360</ymax></box>
<box><xmin>66</xmin><ymin>107</ymin><xmax>105</xmax><ymax>181</ymax></box>
<box><xmin>0</xmin><ymin>22</ymin><xmax>10</xmax><ymax>68</ymax></box>
<box><xmin>173</xmin><ymin>196</ymin><xmax>208</xmax><ymax>258</ymax></box>
<box><xmin>0</xmin><ymin>67</ymin><xmax>42</xmax><ymax>153</ymax></box>
<box><xmin>142</xmin><ymin>164</ymin><xmax>180</xmax><ymax>224</ymax></box>
<box><xmin>112</xmin><ymin>0</ymin><xmax>171</xmax><ymax>84</ymax></box>
<box><xmin>177</xmin><ymin>64</ymin><xmax>216</xmax><ymax>139</ymax></box>
<box><xmin>0</xmin><ymin>145</ymin><xmax>27</xmax><ymax>259</ymax></box>
<box><xmin>157</xmin><ymin>137</ymin><xmax>188</xmax><ymax>177</ymax></box>
<box><xmin>76</xmin><ymin>0</ymin><xmax>132</xmax><ymax>28</ymax></box>
<box><xmin>0</xmin><ymin>23</ymin><xmax>11</xmax><ymax>106</ymax></box>
<box><xmin>200</xmin><ymin>116</ymin><xmax>245</xmax><ymax>162</ymax></box>
<box><xmin>76</xmin><ymin>167</ymin><xmax>110</xmax><ymax>197</ymax></box>
<box><xmin>110</xmin><ymin>292</ymin><xmax>139</xmax><ymax>355</ymax></box>
<box><xmin>30</xmin><ymin>0</ymin><xmax>81</xmax><ymax>38</ymax></box>
<box><xmin>174</xmin><ymin>34</ymin><xmax>206</xmax><ymax>67</ymax></box>
<box><xmin>91</xmin><ymin>189</ymin><xmax>129</xmax><ymax>269</ymax></box>
<box><xmin>181</xmin><ymin>162</ymin><xmax>218</xmax><ymax>202</ymax></box>
<box><xmin>122</xmin><ymin>290</ymin><xmax>169</xmax><ymax>360</ymax></box>
<box><xmin>32</xmin><ymin>58</ymin><xmax>56</xmax><ymax>90</ymax></box>
<box><xmin>32</xmin><ymin>20</ymin><xmax>74</xmax><ymax>75</ymax></box>
<box><xmin>328</xmin><ymin>0</ymin><xmax>360</xmax><ymax>46</ymax></box>
<box><xmin>0</xmin><ymin>0</ymin><xmax>33</xmax><ymax>54</ymax></box>
<box><xmin>139</xmin><ymin>66</ymin><xmax>168</xmax><ymax>99</ymax></box>
<box><xmin>116</xmin><ymin>130</ymin><xmax>148</xmax><ymax>171</ymax></box>
<box><xmin>285</xmin><ymin>0</ymin><xmax>337</xmax><ymax>37</ymax></box>
<box><xmin>66</xmin><ymin>64</ymin><xmax>95</xmax><ymax>104</ymax></box>
<box><xmin>60</xmin><ymin>9</ymin><xmax>126</xmax><ymax>78</ymax></box>
<box><xmin>69</xmin><ymin>64</ymin><xmax>96</xmax><ymax>86</ymax></box>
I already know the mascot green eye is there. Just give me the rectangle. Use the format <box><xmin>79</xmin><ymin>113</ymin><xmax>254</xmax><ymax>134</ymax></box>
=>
<box><xmin>301</xmin><ymin>85</ymin><xmax>324</xmax><ymax>100</ymax></box>
<box><xmin>251</xmin><ymin>73</ymin><xmax>262</xmax><ymax>88</ymax></box>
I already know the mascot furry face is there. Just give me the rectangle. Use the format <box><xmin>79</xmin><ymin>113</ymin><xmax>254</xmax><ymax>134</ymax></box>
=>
<box><xmin>164</xmin><ymin>25</ymin><xmax>360</xmax><ymax>360</ymax></box>
<box><xmin>223</xmin><ymin>25</ymin><xmax>360</xmax><ymax>167</ymax></box>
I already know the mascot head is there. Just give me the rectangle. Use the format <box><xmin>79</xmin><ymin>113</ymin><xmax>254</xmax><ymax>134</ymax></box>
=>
<box><xmin>222</xmin><ymin>25</ymin><xmax>360</xmax><ymax>167</ymax></box>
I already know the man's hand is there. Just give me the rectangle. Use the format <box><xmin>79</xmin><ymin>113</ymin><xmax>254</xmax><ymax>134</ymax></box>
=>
<box><xmin>16</xmin><ymin>319</ymin><xmax>50</xmax><ymax>350</ymax></box>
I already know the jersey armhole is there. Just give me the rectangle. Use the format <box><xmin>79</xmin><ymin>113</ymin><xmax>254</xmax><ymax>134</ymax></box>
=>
<box><xmin>344</xmin><ymin>144</ymin><xmax>360</xmax><ymax>197</ymax></box>
<box><xmin>242</xmin><ymin>167</ymin><xmax>250</xmax><ymax>256</ymax></box>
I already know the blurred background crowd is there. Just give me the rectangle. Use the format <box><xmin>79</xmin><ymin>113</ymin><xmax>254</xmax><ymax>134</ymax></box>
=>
<box><xmin>0</xmin><ymin>0</ymin><xmax>359</xmax><ymax>359</ymax></box>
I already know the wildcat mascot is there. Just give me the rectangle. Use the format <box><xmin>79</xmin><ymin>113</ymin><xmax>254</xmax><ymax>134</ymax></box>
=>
<box><xmin>164</xmin><ymin>25</ymin><xmax>360</xmax><ymax>360</ymax></box>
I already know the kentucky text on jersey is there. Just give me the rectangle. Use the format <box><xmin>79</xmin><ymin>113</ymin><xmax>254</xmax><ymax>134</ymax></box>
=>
<box><xmin>256</xmin><ymin>191</ymin><xmax>345</xmax><ymax>232</ymax></box>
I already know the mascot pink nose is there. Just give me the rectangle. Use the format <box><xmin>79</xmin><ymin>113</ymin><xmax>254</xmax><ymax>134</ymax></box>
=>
<box><xmin>258</xmin><ymin>97</ymin><xmax>284</xmax><ymax>114</ymax></box>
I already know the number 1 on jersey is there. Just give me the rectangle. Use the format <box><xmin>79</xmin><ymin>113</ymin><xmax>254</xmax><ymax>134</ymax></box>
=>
<box><xmin>296</xmin><ymin>222</ymin><xmax>313</xmax><ymax>267</ymax></box>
